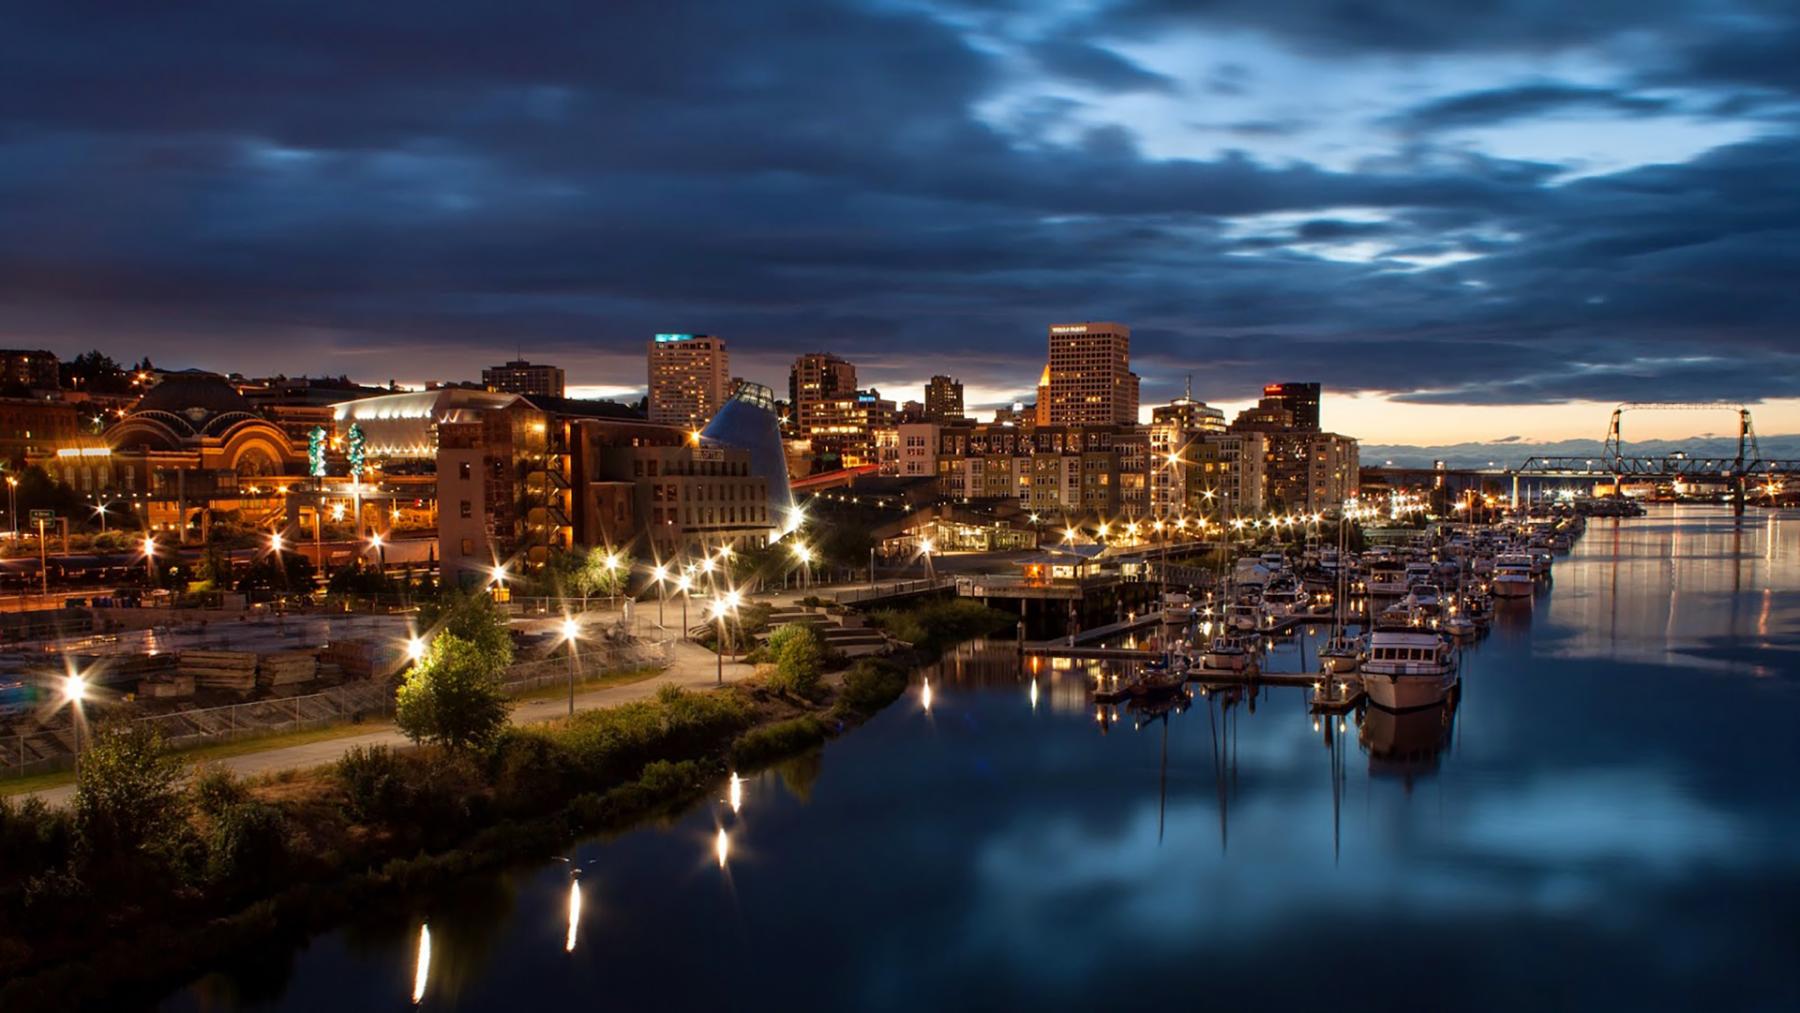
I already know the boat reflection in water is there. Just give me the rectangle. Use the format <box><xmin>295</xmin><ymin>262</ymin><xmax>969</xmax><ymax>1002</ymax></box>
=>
<box><xmin>1358</xmin><ymin>696</ymin><xmax>1457</xmax><ymax>786</ymax></box>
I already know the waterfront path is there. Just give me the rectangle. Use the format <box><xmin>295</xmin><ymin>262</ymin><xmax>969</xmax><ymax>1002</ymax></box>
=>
<box><xmin>20</xmin><ymin>638</ymin><xmax>756</xmax><ymax>808</ymax></box>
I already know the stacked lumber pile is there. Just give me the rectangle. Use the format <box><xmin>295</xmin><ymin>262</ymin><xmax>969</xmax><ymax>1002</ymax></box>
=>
<box><xmin>138</xmin><ymin>675</ymin><xmax>196</xmax><ymax>699</ymax></box>
<box><xmin>257</xmin><ymin>651</ymin><xmax>317</xmax><ymax>690</ymax></box>
<box><xmin>321</xmin><ymin>640</ymin><xmax>374</xmax><ymax>680</ymax></box>
<box><xmin>180</xmin><ymin>650</ymin><xmax>258</xmax><ymax>695</ymax></box>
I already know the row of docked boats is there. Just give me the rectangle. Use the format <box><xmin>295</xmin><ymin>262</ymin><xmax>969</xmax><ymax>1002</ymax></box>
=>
<box><xmin>1135</xmin><ymin>513</ymin><xmax>1589</xmax><ymax>711</ymax></box>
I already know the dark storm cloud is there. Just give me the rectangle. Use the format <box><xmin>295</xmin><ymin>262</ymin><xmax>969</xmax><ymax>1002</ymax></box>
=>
<box><xmin>0</xmin><ymin>0</ymin><xmax>1795</xmax><ymax>414</ymax></box>
<box><xmin>1030</xmin><ymin>38</ymin><xmax>1178</xmax><ymax>94</ymax></box>
<box><xmin>1388</xmin><ymin>84</ymin><xmax>1674</xmax><ymax>133</ymax></box>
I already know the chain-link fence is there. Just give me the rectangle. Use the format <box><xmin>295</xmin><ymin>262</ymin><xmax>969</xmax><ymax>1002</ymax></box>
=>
<box><xmin>1</xmin><ymin>638</ymin><xmax>677</xmax><ymax>779</ymax></box>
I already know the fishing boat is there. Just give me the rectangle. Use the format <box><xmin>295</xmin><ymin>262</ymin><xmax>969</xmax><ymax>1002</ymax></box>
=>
<box><xmin>1226</xmin><ymin>601</ymin><xmax>1261</xmax><ymax>632</ymax></box>
<box><xmin>1201</xmin><ymin>634</ymin><xmax>1255</xmax><ymax>673</ymax></box>
<box><xmin>1161</xmin><ymin>591</ymin><xmax>1196</xmax><ymax>625</ymax></box>
<box><xmin>1318</xmin><ymin>634</ymin><xmax>1362</xmax><ymax>673</ymax></box>
<box><xmin>1129</xmin><ymin>657</ymin><xmax>1190</xmax><ymax>698</ymax></box>
<box><xmin>1261</xmin><ymin>580</ymin><xmax>1310</xmax><ymax>619</ymax></box>
<box><xmin>1361</xmin><ymin>628</ymin><xmax>1459</xmax><ymax>711</ymax></box>
<box><xmin>1365</xmin><ymin>556</ymin><xmax>1408</xmax><ymax>597</ymax></box>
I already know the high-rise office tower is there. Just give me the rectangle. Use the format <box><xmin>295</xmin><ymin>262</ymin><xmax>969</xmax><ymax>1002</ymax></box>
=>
<box><xmin>1046</xmin><ymin>322</ymin><xmax>1138</xmax><ymax>426</ymax></box>
<box><xmin>1263</xmin><ymin>382</ymin><xmax>1321</xmax><ymax>432</ymax></box>
<box><xmin>482</xmin><ymin>359</ymin><xmax>566</xmax><ymax>399</ymax></box>
<box><xmin>788</xmin><ymin>352</ymin><xmax>858</xmax><ymax>439</ymax></box>
<box><xmin>647</xmin><ymin>333</ymin><xmax>731</xmax><ymax>427</ymax></box>
<box><xmin>924</xmin><ymin>374</ymin><xmax>964</xmax><ymax>421</ymax></box>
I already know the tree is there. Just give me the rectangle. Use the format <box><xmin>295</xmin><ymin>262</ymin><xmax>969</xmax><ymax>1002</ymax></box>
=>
<box><xmin>416</xmin><ymin>590</ymin><xmax>515</xmax><ymax>672</ymax></box>
<box><xmin>71</xmin><ymin>723</ymin><xmax>189</xmax><ymax>885</ymax></box>
<box><xmin>575</xmin><ymin>545</ymin><xmax>627</xmax><ymax>601</ymax></box>
<box><xmin>764</xmin><ymin>623</ymin><xmax>824</xmax><ymax>698</ymax></box>
<box><xmin>236</xmin><ymin>552</ymin><xmax>315</xmax><ymax>600</ymax></box>
<box><xmin>395</xmin><ymin>632</ymin><xmax>512</xmax><ymax>751</ymax></box>
<box><xmin>60</xmin><ymin>350</ymin><xmax>130</xmax><ymax>394</ymax></box>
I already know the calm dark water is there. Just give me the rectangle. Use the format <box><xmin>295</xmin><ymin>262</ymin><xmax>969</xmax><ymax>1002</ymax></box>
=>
<box><xmin>171</xmin><ymin>505</ymin><xmax>1800</xmax><ymax>1012</ymax></box>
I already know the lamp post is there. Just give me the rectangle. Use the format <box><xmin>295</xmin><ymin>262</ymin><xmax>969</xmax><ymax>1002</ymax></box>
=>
<box><xmin>919</xmin><ymin>537</ymin><xmax>935</xmax><ymax>579</ymax></box>
<box><xmin>369</xmin><ymin>533</ymin><xmax>385</xmax><ymax>573</ymax></box>
<box><xmin>792</xmin><ymin>542</ymin><xmax>812</xmax><ymax>589</ymax></box>
<box><xmin>709</xmin><ymin>593</ymin><xmax>739</xmax><ymax>685</ymax></box>
<box><xmin>142</xmin><ymin>534</ymin><xmax>156</xmax><ymax>583</ymax></box>
<box><xmin>651</xmin><ymin>564</ymin><xmax>668</xmax><ymax>628</ymax></box>
<box><xmin>5</xmin><ymin>475</ymin><xmax>15</xmax><ymax>539</ymax></box>
<box><xmin>63</xmin><ymin>671</ymin><xmax>88</xmax><ymax>762</ymax></box>
<box><xmin>561</xmin><ymin>617</ymin><xmax>580</xmax><ymax>717</ymax></box>
<box><xmin>93</xmin><ymin>502</ymin><xmax>109</xmax><ymax>534</ymax></box>
<box><xmin>677</xmin><ymin>573</ymin><xmax>692</xmax><ymax>634</ymax></box>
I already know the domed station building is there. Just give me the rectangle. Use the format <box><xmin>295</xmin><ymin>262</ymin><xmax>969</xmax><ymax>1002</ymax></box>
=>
<box><xmin>37</xmin><ymin>370</ymin><xmax>306</xmax><ymax>537</ymax></box>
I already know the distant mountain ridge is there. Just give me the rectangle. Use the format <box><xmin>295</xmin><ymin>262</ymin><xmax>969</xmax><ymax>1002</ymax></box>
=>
<box><xmin>1361</xmin><ymin>434</ymin><xmax>1800</xmax><ymax>470</ymax></box>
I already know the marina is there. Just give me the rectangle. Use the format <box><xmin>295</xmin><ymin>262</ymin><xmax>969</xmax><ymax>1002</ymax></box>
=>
<box><xmin>163</xmin><ymin>503</ymin><xmax>1800</xmax><ymax>1011</ymax></box>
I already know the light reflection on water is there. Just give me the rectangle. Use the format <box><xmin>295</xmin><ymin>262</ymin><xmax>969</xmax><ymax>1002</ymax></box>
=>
<box><xmin>170</xmin><ymin>506</ymin><xmax>1800</xmax><ymax>1012</ymax></box>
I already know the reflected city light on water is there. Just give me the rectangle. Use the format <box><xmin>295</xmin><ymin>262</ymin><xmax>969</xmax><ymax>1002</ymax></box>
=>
<box><xmin>565</xmin><ymin>879</ymin><xmax>582</xmax><ymax>953</ymax></box>
<box><xmin>921</xmin><ymin>679</ymin><xmax>933</xmax><ymax>713</ymax></box>
<box><xmin>411</xmin><ymin>923</ymin><xmax>431</xmax><ymax>1005</ymax></box>
<box><xmin>715</xmin><ymin>827</ymin><xmax>730</xmax><ymax>868</ymax></box>
<box><xmin>1029</xmin><ymin>677</ymin><xmax>1039</xmax><ymax>712</ymax></box>
<box><xmin>728</xmin><ymin>772</ymin><xmax>743</xmax><ymax>814</ymax></box>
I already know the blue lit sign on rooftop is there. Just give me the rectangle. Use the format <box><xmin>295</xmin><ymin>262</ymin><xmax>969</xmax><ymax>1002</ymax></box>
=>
<box><xmin>654</xmin><ymin>333</ymin><xmax>697</xmax><ymax>342</ymax></box>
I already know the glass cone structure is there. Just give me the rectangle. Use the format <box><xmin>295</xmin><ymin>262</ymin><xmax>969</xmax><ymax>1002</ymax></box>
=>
<box><xmin>700</xmin><ymin>381</ymin><xmax>795</xmax><ymax>531</ymax></box>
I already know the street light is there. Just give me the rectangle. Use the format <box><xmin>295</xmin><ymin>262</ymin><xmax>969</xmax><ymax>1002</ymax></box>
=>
<box><xmin>561</xmin><ymin>617</ymin><xmax>581</xmax><ymax>717</ymax></box>
<box><xmin>63</xmin><ymin>671</ymin><xmax>89</xmax><ymax>758</ymax></box>
<box><xmin>141</xmin><ymin>534</ymin><xmax>156</xmax><ymax>581</ymax></box>
<box><xmin>270</xmin><ymin>531</ymin><xmax>285</xmax><ymax>553</ymax></box>
<box><xmin>93</xmin><ymin>502</ymin><xmax>109</xmax><ymax>533</ymax></box>
<box><xmin>677</xmin><ymin>573</ymin><xmax>692</xmax><ymax>632</ymax></box>
<box><xmin>5</xmin><ymin>475</ymin><xmax>15</xmax><ymax>538</ymax></box>
<box><xmin>708</xmin><ymin>595</ymin><xmax>738</xmax><ymax>684</ymax></box>
<box><xmin>406</xmin><ymin>635</ymin><xmax>426</xmax><ymax>661</ymax></box>
<box><xmin>791</xmin><ymin>542</ymin><xmax>813</xmax><ymax>589</ymax></box>
<box><xmin>369</xmin><ymin>532</ymin><xmax>386</xmax><ymax>572</ymax></box>
<box><xmin>651</xmin><ymin>563</ymin><xmax>669</xmax><ymax>628</ymax></box>
<box><xmin>919</xmin><ymin>537</ymin><xmax>935</xmax><ymax>579</ymax></box>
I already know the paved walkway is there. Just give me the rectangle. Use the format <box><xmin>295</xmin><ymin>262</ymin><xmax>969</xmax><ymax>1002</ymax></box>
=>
<box><xmin>22</xmin><ymin>639</ymin><xmax>756</xmax><ymax>808</ymax></box>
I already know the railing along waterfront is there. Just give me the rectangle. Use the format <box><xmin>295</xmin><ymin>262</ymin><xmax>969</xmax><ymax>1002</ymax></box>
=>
<box><xmin>0</xmin><ymin>641</ymin><xmax>677</xmax><ymax>779</ymax></box>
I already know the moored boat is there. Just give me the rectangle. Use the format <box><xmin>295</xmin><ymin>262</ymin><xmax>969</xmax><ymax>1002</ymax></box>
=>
<box><xmin>1360</xmin><ymin>628</ymin><xmax>1459</xmax><ymax>710</ymax></box>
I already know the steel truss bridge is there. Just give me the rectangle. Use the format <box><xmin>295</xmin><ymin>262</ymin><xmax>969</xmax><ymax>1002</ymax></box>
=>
<box><xmin>1511</xmin><ymin>402</ymin><xmax>1800</xmax><ymax>514</ymax></box>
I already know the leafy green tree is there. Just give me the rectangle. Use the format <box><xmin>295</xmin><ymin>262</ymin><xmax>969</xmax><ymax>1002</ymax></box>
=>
<box><xmin>395</xmin><ymin>633</ymin><xmax>512</xmax><ymax>750</ymax></box>
<box><xmin>575</xmin><ymin>545</ymin><xmax>628</xmax><ymax>600</ymax></box>
<box><xmin>416</xmin><ymin>590</ymin><xmax>515</xmax><ymax>671</ymax></box>
<box><xmin>71</xmin><ymin>723</ymin><xmax>189</xmax><ymax>884</ymax></box>
<box><xmin>764</xmin><ymin>623</ymin><xmax>824</xmax><ymax>697</ymax></box>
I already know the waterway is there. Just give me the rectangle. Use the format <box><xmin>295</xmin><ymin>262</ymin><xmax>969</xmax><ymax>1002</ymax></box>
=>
<box><xmin>169</xmin><ymin>505</ymin><xmax>1800</xmax><ymax>1011</ymax></box>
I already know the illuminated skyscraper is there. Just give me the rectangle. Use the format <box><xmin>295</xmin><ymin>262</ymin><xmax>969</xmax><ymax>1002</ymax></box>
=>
<box><xmin>1046</xmin><ymin>322</ymin><xmax>1138</xmax><ymax>426</ymax></box>
<box><xmin>647</xmin><ymin>334</ymin><xmax>730</xmax><ymax>427</ymax></box>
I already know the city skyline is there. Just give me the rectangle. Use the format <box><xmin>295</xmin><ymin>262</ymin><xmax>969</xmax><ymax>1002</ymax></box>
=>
<box><xmin>5</xmin><ymin>2</ymin><xmax>1799</xmax><ymax>446</ymax></box>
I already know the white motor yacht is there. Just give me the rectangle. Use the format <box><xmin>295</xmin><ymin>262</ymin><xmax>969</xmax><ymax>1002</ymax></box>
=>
<box><xmin>1361</xmin><ymin>629</ymin><xmax>1459</xmax><ymax>710</ymax></box>
<box><xmin>1492</xmin><ymin>553</ymin><xmax>1535</xmax><ymax>598</ymax></box>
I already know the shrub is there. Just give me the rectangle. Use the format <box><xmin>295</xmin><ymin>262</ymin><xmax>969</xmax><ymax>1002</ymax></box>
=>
<box><xmin>335</xmin><ymin>745</ymin><xmax>409</xmax><ymax>822</ymax></box>
<box><xmin>0</xmin><ymin>795</ymin><xmax>73</xmax><ymax>889</ymax></box>
<box><xmin>549</xmin><ymin>686</ymin><xmax>752</xmax><ymax>788</ymax></box>
<box><xmin>395</xmin><ymin>632</ymin><xmax>511</xmax><ymax>751</ymax></box>
<box><xmin>191</xmin><ymin>762</ymin><xmax>247</xmax><ymax>818</ymax></box>
<box><xmin>71</xmin><ymin>722</ymin><xmax>188</xmax><ymax>885</ymax></box>
<box><xmin>840</xmin><ymin>658</ymin><xmax>909</xmax><ymax>716</ymax></box>
<box><xmin>729</xmin><ymin>716</ymin><xmax>827</xmax><ymax>768</ymax></box>
<box><xmin>763</xmin><ymin>624</ymin><xmax>824</xmax><ymax>698</ymax></box>
<box><xmin>205</xmin><ymin>802</ymin><xmax>288</xmax><ymax>897</ymax></box>
<box><xmin>490</xmin><ymin>729</ymin><xmax>577</xmax><ymax>816</ymax></box>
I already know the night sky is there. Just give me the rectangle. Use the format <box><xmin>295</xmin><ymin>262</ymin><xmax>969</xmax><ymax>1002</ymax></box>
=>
<box><xmin>3</xmin><ymin>1</ymin><xmax>1797</xmax><ymax>442</ymax></box>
